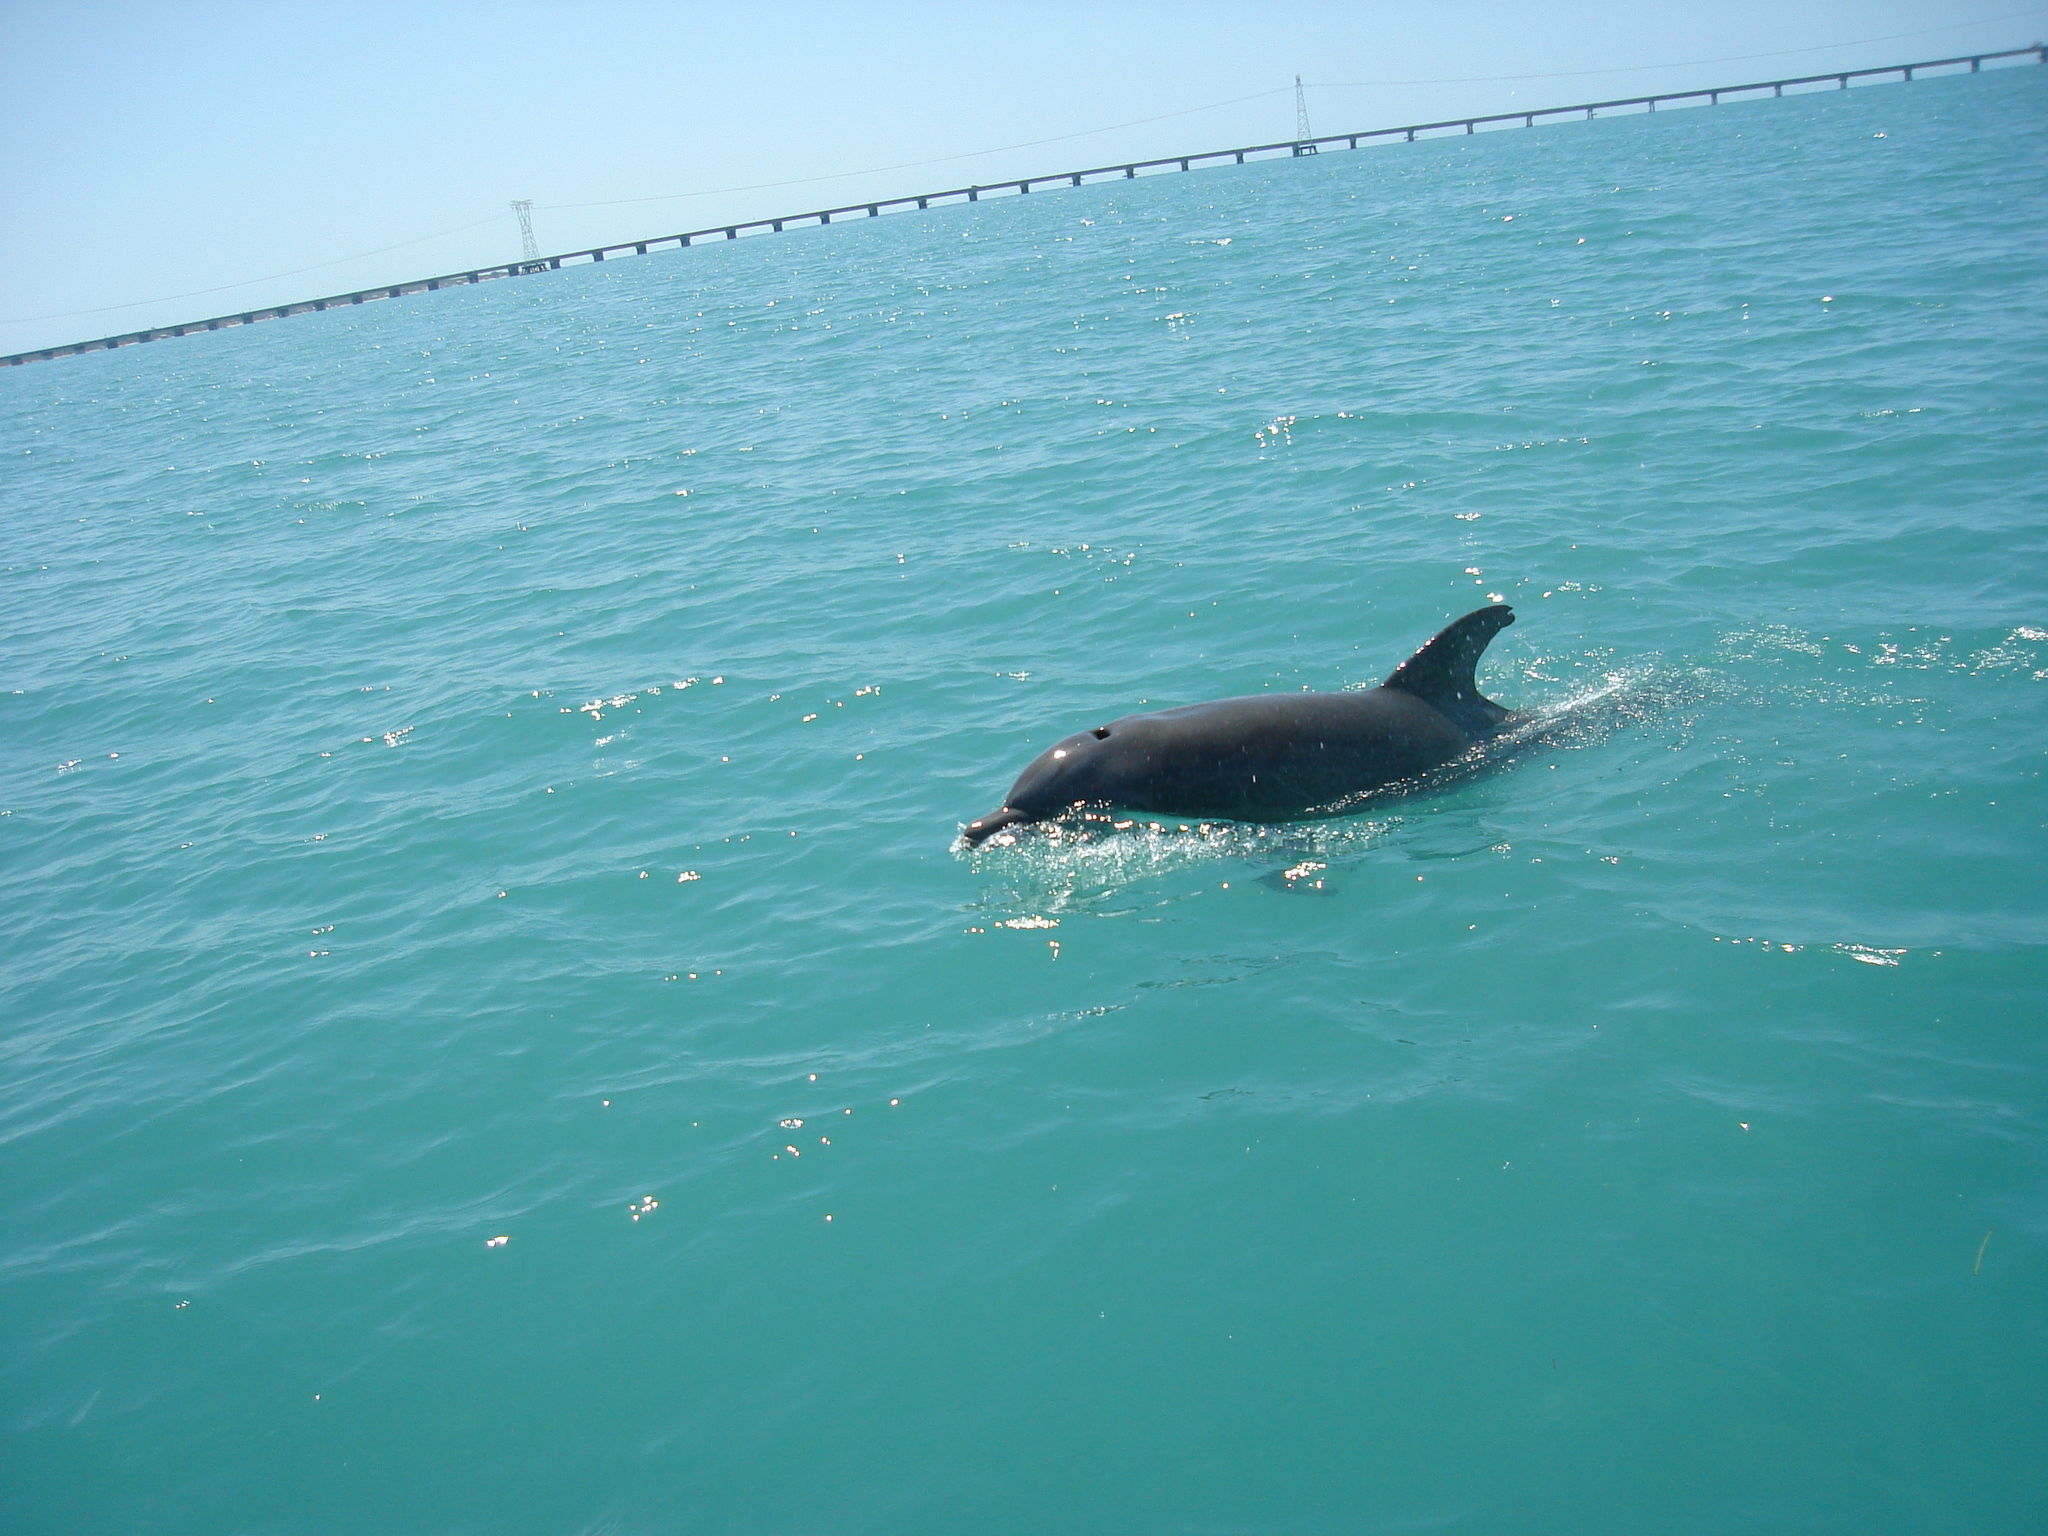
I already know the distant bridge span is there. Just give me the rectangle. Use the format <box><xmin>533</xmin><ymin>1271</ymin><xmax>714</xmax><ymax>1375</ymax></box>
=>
<box><xmin>5</xmin><ymin>45</ymin><xmax>2041</xmax><ymax>368</ymax></box>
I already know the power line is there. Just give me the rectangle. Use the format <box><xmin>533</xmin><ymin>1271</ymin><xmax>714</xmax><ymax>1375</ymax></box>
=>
<box><xmin>0</xmin><ymin>214</ymin><xmax>506</xmax><ymax>326</ymax></box>
<box><xmin>539</xmin><ymin>10</ymin><xmax>2044</xmax><ymax>214</ymax></box>
<box><xmin>538</xmin><ymin>88</ymin><xmax>1289</xmax><ymax>212</ymax></box>
<box><xmin>1310</xmin><ymin>9</ymin><xmax>2048</xmax><ymax>87</ymax></box>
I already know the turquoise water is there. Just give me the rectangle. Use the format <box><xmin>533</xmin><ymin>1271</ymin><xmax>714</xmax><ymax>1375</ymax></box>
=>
<box><xmin>5</xmin><ymin>67</ymin><xmax>2046</xmax><ymax>1534</ymax></box>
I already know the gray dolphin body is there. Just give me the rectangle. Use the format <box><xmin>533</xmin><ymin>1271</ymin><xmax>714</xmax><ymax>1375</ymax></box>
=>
<box><xmin>961</xmin><ymin>605</ymin><xmax>1521</xmax><ymax>846</ymax></box>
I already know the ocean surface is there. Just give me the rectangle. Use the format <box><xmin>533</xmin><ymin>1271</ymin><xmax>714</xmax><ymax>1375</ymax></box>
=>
<box><xmin>4</xmin><ymin>66</ymin><xmax>2045</xmax><ymax>1535</ymax></box>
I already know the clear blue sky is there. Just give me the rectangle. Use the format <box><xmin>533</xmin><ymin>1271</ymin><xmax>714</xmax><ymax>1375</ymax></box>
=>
<box><xmin>1</xmin><ymin>1</ymin><xmax>2041</xmax><ymax>355</ymax></box>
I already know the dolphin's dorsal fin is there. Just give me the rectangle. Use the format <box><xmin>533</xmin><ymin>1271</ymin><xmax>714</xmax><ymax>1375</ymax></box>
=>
<box><xmin>1381</xmin><ymin>605</ymin><xmax>1515</xmax><ymax>734</ymax></box>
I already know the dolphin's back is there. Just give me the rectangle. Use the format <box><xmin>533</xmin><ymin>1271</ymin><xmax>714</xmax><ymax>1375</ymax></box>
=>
<box><xmin>1089</xmin><ymin>688</ymin><xmax>1471</xmax><ymax>820</ymax></box>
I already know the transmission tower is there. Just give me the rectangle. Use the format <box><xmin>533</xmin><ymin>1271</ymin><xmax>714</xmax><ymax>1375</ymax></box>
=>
<box><xmin>1293</xmin><ymin>76</ymin><xmax>1317</xmax><ymax>155</ymax></box>
<box><xmin>510</xmin><ymin>199</ymin><xmax>540</xmax><ymax>263</ymax></box>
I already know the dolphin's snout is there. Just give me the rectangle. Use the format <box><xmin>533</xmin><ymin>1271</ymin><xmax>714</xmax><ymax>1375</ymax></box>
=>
<box><xmin>961</xmin><ymin>806</ymin><xmax>1035</xmax><ymax>847</ymax></box>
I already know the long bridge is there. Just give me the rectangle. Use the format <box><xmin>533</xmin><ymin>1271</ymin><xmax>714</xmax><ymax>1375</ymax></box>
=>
<box><xmin>5</xmin><ymin>45</ymin><xmax>2041</xmax><ymax>369</ymax></box>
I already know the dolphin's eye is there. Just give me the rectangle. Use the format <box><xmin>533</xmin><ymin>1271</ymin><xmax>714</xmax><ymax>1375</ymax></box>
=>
<box><xmin>1091</xmin><ymin>727</ymin><xmax>1111</xmax><ymax>739</ymax></box>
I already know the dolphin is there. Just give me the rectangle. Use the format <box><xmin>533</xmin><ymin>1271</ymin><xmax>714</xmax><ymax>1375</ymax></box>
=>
<box><xmin>961</xmin><ymin>605</ymin><xmax>1522</xmax><ymax>846</ymax></box>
